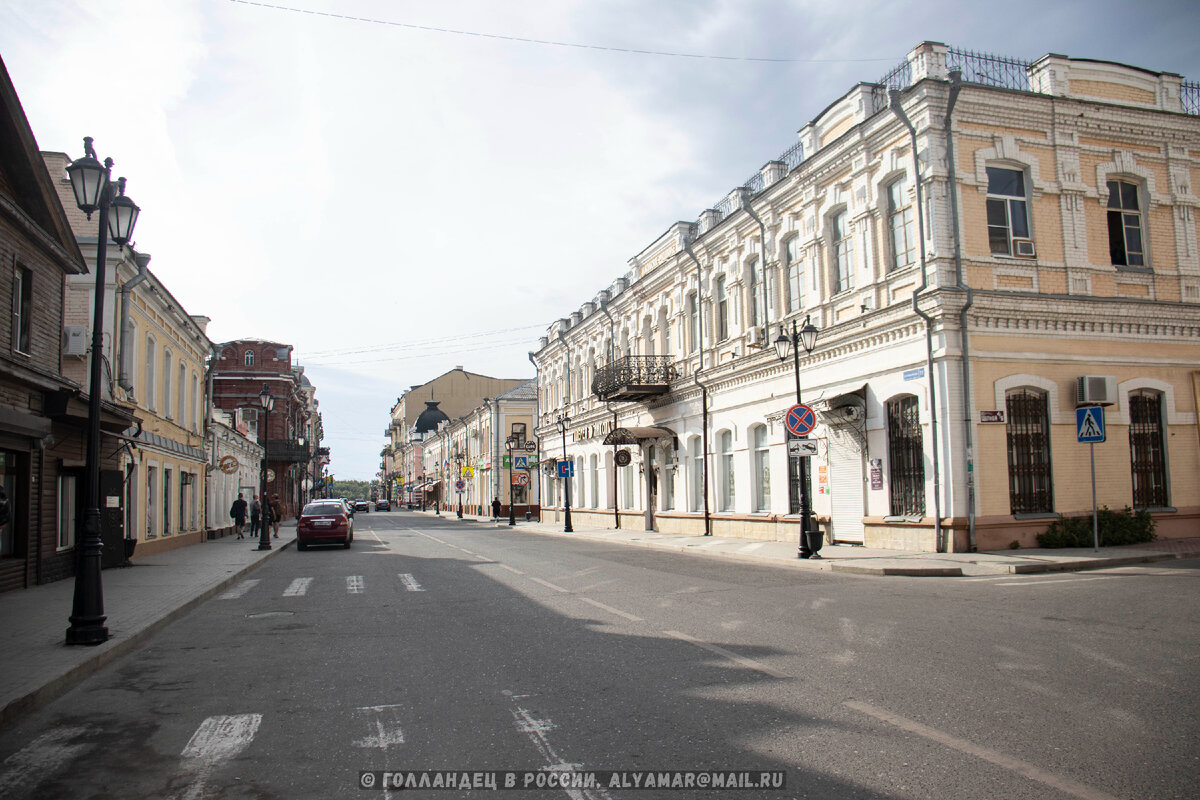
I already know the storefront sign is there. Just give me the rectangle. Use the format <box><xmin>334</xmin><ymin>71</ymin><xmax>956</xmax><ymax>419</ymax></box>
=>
<box><xmin>979</xmin><ymin>410</ymin><xmax>1006</xmax><ymax>424</ymax></box>
<box><xmin>869</xmin><ymin>459</ymin><xmax>883</xmax><ymax>490</ymax></box>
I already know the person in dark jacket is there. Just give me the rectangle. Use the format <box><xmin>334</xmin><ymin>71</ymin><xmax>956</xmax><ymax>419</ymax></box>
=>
<box><xmin>230</xmin><ymin>493</ymin><xmax>248</xmax><ymax>538</ymax></box>
<box><xmin>249</xmin><ymin>494</ymin><xmax>262</xmax><ymax>538</ymax></box>
<box><xmin>491</xmin><ymin>497</ymin><xmax>501</xmax><ymax>520</ymax></box>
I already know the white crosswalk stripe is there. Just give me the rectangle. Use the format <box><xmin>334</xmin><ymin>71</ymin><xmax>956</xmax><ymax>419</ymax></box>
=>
<box><xmin>217</xmin><ymin>579</ymin><xmax>259</xmax><ymax>600</ymax></box>
<box><xmin>398</xmin><ymin>573</ymin><xmax>424</xmax><ymax>592</ymax></box>
<box><xmin>346</xmin><ymin>575</ymin><xmax>365</xmax><ymax>594</ymax></box>
<box><xmin>283</xmin><ymin>577</ymin><xmax>313</xmax><ymax>596</ymax></box>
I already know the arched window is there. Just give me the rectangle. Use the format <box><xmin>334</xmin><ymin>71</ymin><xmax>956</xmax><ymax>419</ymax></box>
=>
<box><xmin>751</xmin><ymin>425</ymin><xmax>770</xmax><ymax>512</ymax></box>
<box><xmin>1006</xmin><ymin>388</ymin><xmax>1053</xmax><ymax>514</ymax></box>
<box><xmin>145</xmin><ymin>336</ymin><xmax>157</xmax><ymax>410</ymax></box>
<box><xmin>177</xmin><ymin>362</ymin><xmax>186</xmax><ymax>423</ymax></box>
<box><xmin>162</xmin><ymin>350</ymin><xmax>173</xmax><ymax>419</ymax></box>
<box><xmin>589</xmin><ymin>454</ymin><xmax>599</xmax><ymax>509</ymax></box>
<box><xmin>244</xmin><ymin>350</ymin><xmax>254</xmax><ymax>367</ymax></box>
<box><xmin>886</xmin><ymin>395</ymin><xmax>925</xmax><ymax>516</ymax></box>
<box><xmin>831</xmin><ymin>211</ymin><xmax>854</xmax><ymax>293</ymax></box>
<box><xmin>1129</xmin><ymin>390</ymin><xmax>1167</xmax><ymax>508</ymax></box>
<box><xmin>662</xmin><ymin>446</ymin><xmax>675</xmax><ymax>511</ymax></box>
<box><xmin>718</xmin><ymin>430</ymin><xmax>735</xmax><ymax>512</ymax></box>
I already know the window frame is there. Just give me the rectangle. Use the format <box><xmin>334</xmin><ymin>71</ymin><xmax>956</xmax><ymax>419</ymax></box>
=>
<box><xmin>751</xmin><ymin>424</ymin><xmax>770</xmax><ymax>513</ymax></box>
<box><xmin>1128</xmin><ymin>389</ymin><xmax>1168</xmax><ymax>508</ymax></box>
<box><xmin>718</xmin><ymin>430</ymin><xmax>735</xmax><ymax>512</ymax></box>
<box><xmin>885</xmin><ymin>395</ymin><xmax>925</xmax><ymax>517</ymax></box>
<box><xmin>162</xmin><ymin>349</ymin><xmax>173</xmax><ymax>419</ymax></box>
<box><xmin>1106</xmin><ymin>179</ymin><xmax>1146</xmax><ymax>268</ymax></box>
<box><xmin>57</xmin><ymin>473</ymin><xmax>78</xmax><ymax>550</ymax></box>
<box><xmin>12</xmin><ymin>265</ymin><xmax>32</xmax><ymax>356</ymax></box>
<box><xmin>1005</xmin><ymin>388</ymin><xmax>1054</xmax><ymax>515</ymax></box>
<box><xmin>986</xmin><ymin>166</ymin><xmax>1032</xmax><ymax>257</ymax></box>
<box><xmin>715</xmin><ymin>275</ymin><xmax>729</xmax><ymax>341</ymax></box>
<box><xmin>785</xmin><ymin>237</ymin><xmax>805</xmax><ymax>313</ymax></box>
<box><xmin>887</xmin><ymin>179</ymin><xmax>917</xmax><ymax>271</ymax></box>
<box><xmin>831</xmin><ymin>210</ymin><xmax>854</xmax><ymax>294</ymax></box>
<box><xmin>244</xmin><ymin>350</ymin><xmax>254</xmax><ymax>367</ymax></box>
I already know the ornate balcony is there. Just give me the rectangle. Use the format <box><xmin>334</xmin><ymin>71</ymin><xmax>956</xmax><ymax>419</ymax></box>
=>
<box><xmin>265</xmin><ymin>439</ymin><xmax>311</xmax><ymax>463</ymax></box>
<box><xmin>592</xmin><ymin>356</ymin><xmax>677</xmax><ymax>403</ymax></box>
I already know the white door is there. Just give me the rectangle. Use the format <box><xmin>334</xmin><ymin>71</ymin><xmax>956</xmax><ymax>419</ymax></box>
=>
<box><xmin>828</xmin><ymin>426</ymin><xmax>865</xmax><ymax>543</ymax></box>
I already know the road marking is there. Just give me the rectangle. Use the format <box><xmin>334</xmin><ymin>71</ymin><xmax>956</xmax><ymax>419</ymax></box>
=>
<box><xmin>497</xmin><ymin>564</ymin><xmax>525</xmax><ymax>575</ymax></box>
<box><xmin>738</xmin><ymin>542</ymin><xmax>766</xmax><ymax>552</ymax></box>
<box><xmin>0</xmin><ymin>726</ymin><xmax>90</xmax><ymax>796</ymax></box>
<box><xmin>282</xmin><ymin>577</ymin><xmax>313</xmax><ymax>597</ymax></box>
<box><xmin>353</xmin><ymin>705</ymin><xmax>406</xmax><ymax>750</ymax></box>
<box><xmin>398</xmin><ymin>573</ymin><xmax>424</xmax><ymax>592</ymax></box>
<box><xmin>346</xmin><ymin>575</ymin><xmax>365</xmax><ymax>594</ymax></box>
<box><xmin>844</xmin><ymin>701</ymin><xmax>1121</xmax><ymax>800</ymax></box>
<box><xmin>510</xmin><ymin>700</ymin><xmax>611</xmax><ymax>800</ymax></box>
<box><xmin>994</xmin><ymin>576</ymin><xmax>1109</xmax><ymax>586</ymax></box>
<box><xmin>663</xmin><ymin>630</ymin><xmax>790</xmax><ymax>679</ymax></box>
<box><xmin>577</xmin><ymin>596</ymin><xmax>643</xmax><ymax>622</ymax></box>
<box><xmin>528</xmin><ymin>576</ymin><xmax>569</xmax><ymax>593</ymax></box>
<box><xmin>217</xmin><ymin>579</ymin><xmax>260</xmax><ymax>600</ymax></box>
<box><xmin>171</xmin><ymin>714</ymin><xmax>262</xmax><ymax>800</ymax></box>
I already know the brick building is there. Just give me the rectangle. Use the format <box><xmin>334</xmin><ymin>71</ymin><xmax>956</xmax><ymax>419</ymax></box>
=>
<box><xmin>210</xmin><ymin>340</ymin><xmax>317</xmax><ymax>519</ymax></box>
<box><xmin>0</xmin><ymin>56</ymin><xmax>135</xmax><ymax>592</ymax></box>
<box><xmin>533</xmin><ymin>41</ymin><xmax>1200</xmax><ymax>552</ymax></box>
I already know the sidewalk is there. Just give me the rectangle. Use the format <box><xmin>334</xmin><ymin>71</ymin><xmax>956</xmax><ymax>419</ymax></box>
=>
<box><xmin>435</xmin><ymin>510</ymin><xmax>1200</xmax><ymax>578</ymax></box>
<box><xmin>0</xmin><ymin>526</ymin><xmax>294</xmax><ymax>730</ymax></box>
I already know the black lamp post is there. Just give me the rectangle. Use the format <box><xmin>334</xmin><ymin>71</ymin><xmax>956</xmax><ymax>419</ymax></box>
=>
<box><xmin>454</xmin><ymin>450</ymin><xmax>464</xmax><ymax>519</ymax></box>
<box><xmin>505</xmin><ymin>437</ymin><xmax>517</xmax><ymax>526</ymax></box>
<box><xmin>774</xmin><ymin>315</ymin><xmax>820</xmax><ymax>558</ymax></box>
<box><xmin>258</xmin><ymin>384</ymin><xmax>274</xmax><ymax>551</ymax></box>
<box><xmin>65</xmin><ymin>137</ymin><xmax>139</xmax><ymax>646</ymax></box>
<box><xmin>556</xmin><ymin>414</ymin><xmax>573</xmax><ymax>533</ymax></box>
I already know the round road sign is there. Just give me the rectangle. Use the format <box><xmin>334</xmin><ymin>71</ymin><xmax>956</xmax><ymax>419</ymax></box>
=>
<box><xmin>785</xmin><ymin>404</ymin><xmax>817</xmax><ymax>437</ymax></box>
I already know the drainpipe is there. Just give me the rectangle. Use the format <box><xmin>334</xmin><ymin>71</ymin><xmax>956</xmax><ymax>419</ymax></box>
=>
<box><xmin>598</xmin><ymin>301</ymin><xmax>621</xmax><ymax>529</ymax></box>
<box><xmin>684</xmin><ymin>240</ymin><xmax>712</xmax><ymax>536</ymax></box>
<box><xmin>944</xmin><ymin>70</ymin><xmax>975</xmax><ymax>551</ymax></box>
<box><xmin>117</xmin><ymin>252</ymin><xmax>151</xmax><ymax>395</ymax></box>
<box><xmin>742</xmin><ymin>202</ymin><xmax>773</xmax><ymax>343</ymax></box>
<box><xmin>890</xmin><ymin>88</ymin><xmax>944</xmax><ymax>552</ymax></box>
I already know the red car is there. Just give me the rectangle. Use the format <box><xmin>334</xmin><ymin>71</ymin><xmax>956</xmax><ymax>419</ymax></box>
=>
<box><xmin>296</xmin><ymin>501</ymin><xmax>353</xmax><ymax>551</ymax></box>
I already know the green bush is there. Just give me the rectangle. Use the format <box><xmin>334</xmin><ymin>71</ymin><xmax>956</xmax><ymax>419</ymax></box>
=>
<box><xmin>1036</xmin><ymin>506</ymin><xmax>1156</xmax><ymax>548</ymax></box>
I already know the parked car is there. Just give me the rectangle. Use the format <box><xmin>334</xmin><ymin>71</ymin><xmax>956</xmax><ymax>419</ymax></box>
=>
<box><xmin>296</xmin><ymin>500</ymin><xmax>353</xmax><ymax>550</ymax></box>
<box><xmin>354</xmin><ymin>499</ymin><xmax>371</xmax><ymax>513</ymax></box>
<box><xmin>375</xmin><ymin>498</ymin><xmax>390</xmax><ymax>511</ymax></box>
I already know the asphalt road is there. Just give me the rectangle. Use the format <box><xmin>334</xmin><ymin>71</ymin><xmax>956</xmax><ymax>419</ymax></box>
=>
<box><xmin>1</xmin><ymin>510</ymin><xmax>1196</xmax><ymax>799</ymax></box>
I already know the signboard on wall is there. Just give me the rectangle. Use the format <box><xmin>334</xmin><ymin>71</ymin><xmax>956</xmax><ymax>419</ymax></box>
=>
<box><xmin>869</xmin><ymin>459</ymin><xmax>883</xmax><ymax>490</ymax></box>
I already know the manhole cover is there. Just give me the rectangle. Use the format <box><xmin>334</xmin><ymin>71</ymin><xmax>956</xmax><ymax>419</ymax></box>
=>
<box><xmin>245</xmin><ymin>611</ymin><xmax>295</xmax><ymax>619</ymax></box>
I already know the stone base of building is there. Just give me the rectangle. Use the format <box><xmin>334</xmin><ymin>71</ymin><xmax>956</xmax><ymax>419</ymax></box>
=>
<box><xmin>131</xmin><ymin>530</ymin><xmax>205</xmax><ymax>560</ymax></box>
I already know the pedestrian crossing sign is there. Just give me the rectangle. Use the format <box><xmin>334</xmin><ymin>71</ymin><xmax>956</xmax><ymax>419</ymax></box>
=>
<box><xmin>1076</xmin><ymin>405</ymin><xmax>1105</xmax><ymax>443</ymax></box>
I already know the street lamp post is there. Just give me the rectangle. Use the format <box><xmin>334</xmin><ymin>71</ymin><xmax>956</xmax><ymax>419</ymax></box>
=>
<box><xmin>505</xmin><ymin>437</ymin><xmax>516</xmax><ymax>526</ymax></box>
<box><xmin>774</xmin><ymin>315</ymin><xmax>820</xmax><ymax>559</ymax></box>
<box><xmin>556</xmin><ymin>414</ymin><xmax>573</xmax><ymax>533</ymax></box>
<box><xmin>64</xmin><ymin>137</ymin><xmax>140</xmax><ymax>646</ymax></box>
<box><xmin>454</xmin><ymin>450</ymin><xmax>464</xmax><ymax>519</ymax></box>
<box><xmin>258</xmin><ymin>385</ymin><xmax>274</xmax><ymax>551</ymax></box>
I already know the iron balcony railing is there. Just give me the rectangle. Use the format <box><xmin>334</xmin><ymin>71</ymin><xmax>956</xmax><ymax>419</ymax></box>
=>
<box><xmin>592</xmin><ymin>355</ymin><xmax>677</xmax><ymax>403</ymax></box>
<box><xmin>265</xmin><ymin>439</ymin><xmax>311</xmax><ymax>463</ymax></box>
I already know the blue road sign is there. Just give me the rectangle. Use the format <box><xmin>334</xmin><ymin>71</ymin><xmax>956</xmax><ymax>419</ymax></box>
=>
<box><xmin>785</xmin><ymin>404</ymin><xmax>816</xmax><ymax>437</ymax></box>
<box><xmin>1076</xmin><ymin>406</ymin><xmax>1105</xmax><ymax>443</ymax></box>
<box><xmin>557</xmin><ymin>460</ymin><xmax>574</xmax><ymax>478</ymax></box>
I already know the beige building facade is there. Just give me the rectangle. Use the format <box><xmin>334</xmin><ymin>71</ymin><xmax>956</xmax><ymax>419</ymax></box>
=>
<box><xmin>533</xmin><ymin>42</ymin><xmax>1200</xmax><ymax>551</ymax></box>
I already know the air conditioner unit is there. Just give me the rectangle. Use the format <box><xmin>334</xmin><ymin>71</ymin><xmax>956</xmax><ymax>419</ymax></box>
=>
<box><xmin>747</xmin><ymin>327</ymin><xmax>765</xmax><ymax>347</ymax></box>
<box><xmin>62</xmin><ymin>325</ymin><xmax>87</xmax><ymax>356</ymax></box>
<box><xmin>1076</xmin><ymin>375</ymin><xmax>1116</xmax><ymax>406</ymax></box>
<box><xmin>1012</xmin><ymin>238</ymin><xmax>1037</xmax><ymax>258</ymax></box>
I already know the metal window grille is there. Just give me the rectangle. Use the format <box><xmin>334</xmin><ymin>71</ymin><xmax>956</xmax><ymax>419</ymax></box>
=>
<box><xmin>886</xmin><ymin>396</ymin><xmax>925</xmax><ymax>516</ymax></box>
<box><xmin>1129</xmin><ymin>391</ymin><xmax>1168</xmax><ymax>508</ymax></box>
<box><xmin>1006</xmin><ymin>390</ymin><xmax>1053</xmax><ymax>514</ymax></box>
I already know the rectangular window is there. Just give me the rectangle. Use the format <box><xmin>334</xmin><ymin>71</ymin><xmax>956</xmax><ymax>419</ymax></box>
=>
<box><xmin>833</xmin><ymin>212</ymin><xmax>854</xmax><ymax>293</ymax></box>
<box><xmin>57</xmin><ymin>474</ymin><xmax>78</xmax><ymax>550</ymax></box>
<box><xmin>1129</xmin><ymin>391</ymin><xmax>1167</xmax><ymax>508</ymax></box>
<box><xmin>686</xmin><ymin>293</ymin><xmax>699</xmax><ymax>354</ymax></box>
<box><xmin>145</xmin><ymin>339</ymin><xmax>156</xmax><ymax>411</ymax></box>
<box><xmin>179</xmin><ymin>473</ymin><xmax>188</xmax><ymax>531</ymax></box>
<box><xmin>786</xmin><ymin>238</ymin><xmax>805</xmax><ymax>312</ymax></box>
<box><xmin>177</xmin><ymin>363</ymin><xmax>186</xmax><ymax>423</ymax></box>
<box><xmin>886</xmin><ymin>396</ymin><xmax>925</xmax><ymax>516</ymax></box>
<box><xmin>752</xmin><ymin>426</ymin><xmax>770</xmax><ymax>513</ymax></box>
<box><xmin>888</xmin><ymin>180</ymin><xmax>916</xmax><ymax>270</ymax></box>
<box><xmin>163</xmin><ymin>469</ymin><xmax>172</xmax><ymax>534</ymax></box>
<box><xmin>1006</xmin><ymin>389</ymin><xmax>1053</xmax><ymax>514</ymax></box>
<box><xmin>986</xmin><ymin>167</ymin><xmax>1030</xmax><ymax>256</ymax></box>
<box><xmin>163</xmin><ymin>353</ymin><xmax>173</xmax><ymax>419</ymax></box>
<box><xmin>146</xmin><ymin>466</ymin><xmax>157</xmax><ymax>538</ymax></box>
<box><xmin>689</xmin><ymin>438</ymin><xmax>703</xmax><ymax>513</ymax></box>
<box><xmin>510</xmin><ymin>423</ymin><xmax>526</xmax><ymax>448</ymax></box>
<box><xmin>715</xmin><ymin>277</ymin><xmax>729</xmax><ymax>341</ymax></box>
<box><xmin>1107</xmin><ymin>180</ymin><xmax>1145</xmax><ymax>267</ymax></box>
<box><xmin>719</xmin><ymin>431</ymin><xmax>735</xmax><ymax>512</ymax></box>
<box><xmin>13</xmin><ymin>266</ymin><xmax>32</xmax><ymax>355</ymax></box>
<box><xmin>748</xmin><ymin>261</ymin><xmax>760</xmax><ymax>328</ymax></box>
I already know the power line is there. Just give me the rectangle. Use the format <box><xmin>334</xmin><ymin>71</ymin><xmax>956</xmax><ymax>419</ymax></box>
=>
<box><xmin>228</xmin><ymin>1</ymin><xmax>900</xmax><ymax>64</ymax></box>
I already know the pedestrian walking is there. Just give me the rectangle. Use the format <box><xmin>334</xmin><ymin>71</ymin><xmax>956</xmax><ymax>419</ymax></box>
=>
<box><xmin>249</xmin><ymin>494</ymin><xmax>261</xmax><ymax>539</ymax></box>
<box><xmin>259</xmin><ymin>496</ymin><xmax>273</xmax><ymax>544</ymax></box>
<box><xmin>491</xmin><ymin>497</ymin><xmax>501</xmax><ymax>520</ymax></box>
<box><xmin>230</xmin><ymin>493</ymin><xmax>248</xmax><ymax>538</ymax></box>
<box><xmin>270</xmin><ymin>493</ymin><xmax>283</xmax><ymax>538</ymax></box>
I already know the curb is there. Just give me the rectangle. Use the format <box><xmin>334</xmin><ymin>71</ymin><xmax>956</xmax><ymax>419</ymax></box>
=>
<box><xmin>0</xmin><ymin>538</ymin><xmax>294</xmax><ymax>732</ymax></box>
<box><xmin>830</xmin><ymin>564</ymin><xmax>964</xmax><ymax>577</ymax></box>
<box><xmin>1004</xmin><ymin>549</ymin><xmax>1200</xmax><ymax>574</ymax></box>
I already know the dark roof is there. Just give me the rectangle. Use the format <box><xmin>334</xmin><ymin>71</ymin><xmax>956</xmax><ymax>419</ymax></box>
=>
<box><xmin>496</xmin><ymin>378</ymin><xmax>537</xmax><ymax>402</ymax></box>
<box><xmin>413</xmin><ymin>400</ymin><xmax>449</xmax><ymax>434</ymax></box>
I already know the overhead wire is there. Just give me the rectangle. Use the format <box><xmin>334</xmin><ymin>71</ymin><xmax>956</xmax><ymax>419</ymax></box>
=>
<box><xmin>227</xmin><ymin>0</ymin><xmax>900</xmax><ymax>64</ymax></box>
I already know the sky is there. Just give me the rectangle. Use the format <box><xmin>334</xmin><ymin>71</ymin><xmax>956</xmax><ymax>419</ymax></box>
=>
<box><xmin>3</xmin><ymin>0</ymin><xmax>1198</xmax><ymax>479</ymax></box>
